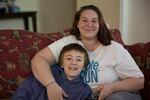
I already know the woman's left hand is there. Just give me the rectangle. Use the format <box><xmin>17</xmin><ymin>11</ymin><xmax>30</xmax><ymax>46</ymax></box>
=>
<box><xmin>96</xmin><ymin>83</ymin><xmax>115</xmax><ymax>100</ymax></box>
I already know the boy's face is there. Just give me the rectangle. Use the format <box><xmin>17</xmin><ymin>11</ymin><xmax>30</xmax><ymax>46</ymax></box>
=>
<box><xmin>62</xmin><ymin>50</ymin><xmax>85</xmax><ymax>80</ymax></box>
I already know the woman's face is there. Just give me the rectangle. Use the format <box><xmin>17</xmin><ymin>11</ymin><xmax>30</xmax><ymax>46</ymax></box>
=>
<box><xmin>62</xmin><ymin>50</ymin><xmax>85</xmax><ymax>80</ymax></box>
<box><xmin>77</xmin><ymin>9</ymin><xmax>99</xmax><ymax>40</ymax></box>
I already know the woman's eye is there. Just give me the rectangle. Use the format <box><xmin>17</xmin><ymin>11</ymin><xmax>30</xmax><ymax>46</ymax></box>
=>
<box><xmin>81</xmin><ymin>19</ymin><xmax>88</xmax><ymax>22</ymax></box>
<box><xmin>92</xmin><ymin>20</ymin><xmax>98</xmax><ymax>23</ymax></box>
<box><xmin>66</xmin><ymin>58</ymin><xmax>72</xmax><ymax>60</ymax></box>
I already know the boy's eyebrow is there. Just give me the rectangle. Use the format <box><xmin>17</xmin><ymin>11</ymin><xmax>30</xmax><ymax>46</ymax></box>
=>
<box><xmin>76</xmin><ymin>56</ymin><xmax>83</xmax><ymax>58</ymax></box>
<box><xmin>76</xmin><ymin>56</ymin><xmax>84</xmax><ymax>59</ymax></box>
<box><xmin>65</xmin><ymin>55</ymin><xmax>83</xmax><ymax>58</ymax></box>
<box><xmin>65</xmin><ymin>55</ymin><xmax>72</xmax><ymax>57</ymax></box>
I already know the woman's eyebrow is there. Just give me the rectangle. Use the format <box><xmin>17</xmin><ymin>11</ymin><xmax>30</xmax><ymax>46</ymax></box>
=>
<box><xmin>80</xmin><ymin>17</ymin><xmax>98</xmax><ymax>20</ymax></box>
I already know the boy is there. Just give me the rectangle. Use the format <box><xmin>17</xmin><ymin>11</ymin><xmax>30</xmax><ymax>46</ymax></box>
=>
<box><xmin>12</xmin><ymin>43</ymin><xmax>92</xmax><ymax>100</ymax></box>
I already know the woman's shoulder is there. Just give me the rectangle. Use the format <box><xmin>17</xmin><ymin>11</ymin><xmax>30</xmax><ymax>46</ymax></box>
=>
<box><xmin>49</xmin><ymin>35</ymin><xmax>78</xmax><ymax>46</ymax></box>
<box><xmin>110</xmin><ymin>40</ymin><xmax>124</xmax><ymax>49</ymax></box>
<box><xmin>62</xmin><ymin>35</ymin><xmax>76</xmax><ymax>40</ymax></box>
<box><xmin>59</xmin><ymin>35</ymin><xmax>82</xmax><ymax>44</ymax></box>
<box><xmin>106</xmin><ymin>40</ymin><xmax>125</xmax><ymax>53</ymax></box>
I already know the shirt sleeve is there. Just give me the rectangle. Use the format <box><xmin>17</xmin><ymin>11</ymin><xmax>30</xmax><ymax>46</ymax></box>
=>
<box><xmin>114</xmin><ymin>43</ymin><xmax>144</xmax><ymax>79</ymax></box>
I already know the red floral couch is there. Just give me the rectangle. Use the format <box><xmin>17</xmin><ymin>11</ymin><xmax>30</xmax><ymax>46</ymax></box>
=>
<box><xmin>0</xmin><ymin>29</ymin><xmax>150</xmax><ymax>100</ymax></box>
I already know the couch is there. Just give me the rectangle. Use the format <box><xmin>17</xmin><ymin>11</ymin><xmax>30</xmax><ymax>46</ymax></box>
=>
<box><xmin>0</xmin><ymin>29</ymin><xmax>149</xmax><ymax>100</ymax></box>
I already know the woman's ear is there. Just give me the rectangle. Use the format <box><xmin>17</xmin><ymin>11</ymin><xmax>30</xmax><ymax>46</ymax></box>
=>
<box><xmin>77</xmin><ymin>22</ymin><xmax>79</xmax><ymax>28</ymax></box>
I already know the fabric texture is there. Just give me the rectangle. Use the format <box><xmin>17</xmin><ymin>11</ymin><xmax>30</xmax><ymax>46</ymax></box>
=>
<box><xmin>105</xmin><ymin>92</ymin><xmax>142</xmax><ymax>100</ymax></box>
<box><xmin>0</xmin><ymin>30</ymin><xmax>63</xmax><ymax>99</ymax></box>
<box><xmin>48</xmin><ymin>35</ymin><xmax>143</xmax><ymax>89</ymax></box>
<box><xmin>12</xmin><ymin>64</ymin><xmax>92</xmax><ymax>100</ymax></box>
<box><xmin>124</xmin><ymin>42</ymin><xmax>150</xmax><ymax>99</ymax></box>
<box><xmin>0</xmin><ymin>29</ymin><xmax>150</xmax><ymax>100</ymax></box>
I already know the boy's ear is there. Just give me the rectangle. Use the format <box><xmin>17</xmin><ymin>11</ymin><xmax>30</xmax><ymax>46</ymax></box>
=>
<box><xmin>60</xmin><ymin>65</ymin><xmax>64</xmax><ymax>68</ymax></box>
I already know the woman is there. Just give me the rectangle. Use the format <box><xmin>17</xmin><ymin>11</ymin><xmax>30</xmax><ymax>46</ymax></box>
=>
<box><xmin>31</xmin><ymin>5</ymin><xmax>144</xmax><ymax>100</ymax></box>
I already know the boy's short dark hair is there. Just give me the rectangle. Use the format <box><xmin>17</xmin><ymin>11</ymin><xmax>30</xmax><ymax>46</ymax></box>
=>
<box><xmin>58</xmin><ymin>43</ymin><xmax>89</xmax><ymax>68</ymax></box>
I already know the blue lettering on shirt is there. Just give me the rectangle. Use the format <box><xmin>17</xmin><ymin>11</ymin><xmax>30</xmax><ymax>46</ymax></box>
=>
<box><xmin>83</xmin><ymin>61</ymin><xmax>99</xmax><ymax>83</ymax></box>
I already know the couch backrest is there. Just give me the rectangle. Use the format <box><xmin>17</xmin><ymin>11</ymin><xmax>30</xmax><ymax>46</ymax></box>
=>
<box><xmin>0</xmin><ymin>29</ymin><xmax>63</xmax><ymax>98</ymax></box>
<box><xmin>109</xmin><ymin>29</ymin><xmax>125</xmax><ymax>45</ymax></box>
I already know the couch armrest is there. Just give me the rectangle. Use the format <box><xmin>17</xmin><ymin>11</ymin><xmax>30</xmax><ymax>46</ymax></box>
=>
<box><xmin>124</xmin><ymin>42</ymin><xmax>150</xmax><ymax>99</ymax></box>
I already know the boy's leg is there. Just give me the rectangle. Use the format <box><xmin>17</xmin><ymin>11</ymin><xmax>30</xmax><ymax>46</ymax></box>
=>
<box><xmin>12</xmin><ymin>75</ymin><xmax>47</xmax><ymax>100</ymax></box>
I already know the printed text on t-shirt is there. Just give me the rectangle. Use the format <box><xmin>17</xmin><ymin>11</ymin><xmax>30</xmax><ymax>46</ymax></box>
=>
<box><xmin>84</xmin><ymin>61</ymin><xmax>99</xmax><ymax>83</ymax></box>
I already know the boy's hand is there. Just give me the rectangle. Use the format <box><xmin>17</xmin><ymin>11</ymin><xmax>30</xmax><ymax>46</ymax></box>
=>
<box><xmin>47</xmin><ymin>82</ymin><xmax>68</xmax><ymax>100</ymax></box>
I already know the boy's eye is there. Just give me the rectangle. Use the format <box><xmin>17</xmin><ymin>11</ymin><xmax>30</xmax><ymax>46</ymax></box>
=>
<box><xmin>76</xmin><ymin>58</ymin><xmax>82</xmax><ymax>62</ymax></box>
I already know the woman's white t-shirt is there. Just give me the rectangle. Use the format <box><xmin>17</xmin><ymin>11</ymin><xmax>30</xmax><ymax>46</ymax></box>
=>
<box><xmin>48</xmin><ymin>35</ymin><xmax>144</xmax><ymax>89</ymax></box>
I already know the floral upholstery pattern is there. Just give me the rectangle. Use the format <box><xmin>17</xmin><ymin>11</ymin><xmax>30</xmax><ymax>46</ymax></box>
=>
<box><xmin>0</xmin><ymin>30</ymin><xmax>63</xmax><ymax>99</ymax></box>
<box><xmin>110</xmin><ymin>29</ymin><xmax>125</xmax><ymax>45</ymax></box>
<box><xmin>110</xmin><ymin>29</ymin><xmax>150</xmax><ymax>99</ymax></box>
<box><xmin>124</xmin><ymin>42</ymin><xmax>150</xmax><ymax>100</ymax></box>
<box><xmin>0</xmin><ymin>29</ymin><xmax>149</xmax><ymax>100</ymax></box>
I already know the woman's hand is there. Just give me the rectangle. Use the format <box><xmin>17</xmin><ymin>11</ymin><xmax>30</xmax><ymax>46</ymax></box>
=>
<box><xmin>47</xmin><ymin>82</ymin><xmax>68</xmax><ymax>100</ymax></box>
<box><xmin>96</xmin><ymin>83</ymin><xmax>115</xmax><ymax>100</ymax></box>
<box><xmin>96</xmin><ymin>77</ymin><xmax>144</xmax><ymax>100</ymax></box>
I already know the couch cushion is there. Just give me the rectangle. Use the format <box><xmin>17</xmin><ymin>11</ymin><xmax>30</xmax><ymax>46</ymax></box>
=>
<box><xmin>142</xmin><ymin>42</ymin><xmax>150</xmax><ymax>100</ymax></box>
<box><xmin>124</xmin><ymin>41</ymin><xmax>150</xmax><ymax>100</ymax></box>
<box><xmin>109</xmin><ymin>29</ymin><xmax>125</xmax><ymax>45</ymax></box>
<box><xmin>124</xmin><ymin>42</ymin><xmax>150</xmax><ymax>70</ymax></box>
<box><xmin>0</xmin><ymin>29</ymin><xmax>63</xmax><ymax>98</ymax></box>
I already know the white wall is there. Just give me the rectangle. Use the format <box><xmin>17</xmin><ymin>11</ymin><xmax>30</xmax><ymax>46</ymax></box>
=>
<box><xmin>38</xmin><ymin>0</ymin><xmax>76</xmax><ymax>33</ymax></box>
<box><xmin>121</xmin><ymin>0</ymin><xmax>150</xmax><ymax>44</ymax></box>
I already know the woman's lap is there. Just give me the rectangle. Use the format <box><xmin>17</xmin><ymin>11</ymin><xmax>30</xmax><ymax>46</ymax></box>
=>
<box><xmin>105</xmin><ymin>91</ymin><xmax>142</xmax><ymax>100</ymax></box>
<box><xmin>87</xmin><ymin>91</ymin><xmax>142</xmax><ymax>100</ymax></box>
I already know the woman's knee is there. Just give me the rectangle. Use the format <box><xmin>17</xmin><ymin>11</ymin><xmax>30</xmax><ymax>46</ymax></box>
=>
<box><xmin>105</xmin><ymin>92</ymin><xmax>125</xmax><ymax>100</ymax></box>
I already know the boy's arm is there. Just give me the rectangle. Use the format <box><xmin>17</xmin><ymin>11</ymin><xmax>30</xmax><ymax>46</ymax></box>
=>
<box><xmin>31</xmin><ymin>47</ymin><xmax>66</xmax><ymax>100</ymax></box>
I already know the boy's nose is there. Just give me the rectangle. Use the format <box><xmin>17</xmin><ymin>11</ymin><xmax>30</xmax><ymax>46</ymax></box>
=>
<box><xmin>71</xmin><ymin>60</ymin><xmax>77</xmax><ymax>65</ymax></box>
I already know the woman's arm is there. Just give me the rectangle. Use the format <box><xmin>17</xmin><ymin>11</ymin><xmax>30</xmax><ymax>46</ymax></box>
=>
<box><xmin>31</xmin><ymin>47</ymin><xmax>55</xmax><ymax>86</ymax></box>
<box><xmin>31</xmin><ymin>47</ymin><xmax>66</xmax><ymax>100</ymax></box>
<box><xmin>113</xmin><ymin>77</ymin><xmax>144</xmax><ymax>92</ymax></box>
<box><xmin>97</xmin><ymin>77</ymin><xmax>144</xmax><ymax>100</ymax></box>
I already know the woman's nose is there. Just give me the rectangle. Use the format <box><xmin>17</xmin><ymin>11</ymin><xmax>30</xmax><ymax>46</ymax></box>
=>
<box><xmin>87</xmin><ymin>21</ymin><xmax>93</xmax><ymax>27</ymax></box>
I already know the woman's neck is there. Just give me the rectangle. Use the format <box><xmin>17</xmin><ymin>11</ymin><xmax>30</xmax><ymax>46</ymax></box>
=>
<box><xmin>82</xmin><ymin>39</ymin><xmax>101</xmax><ymax>51</ymax></box>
